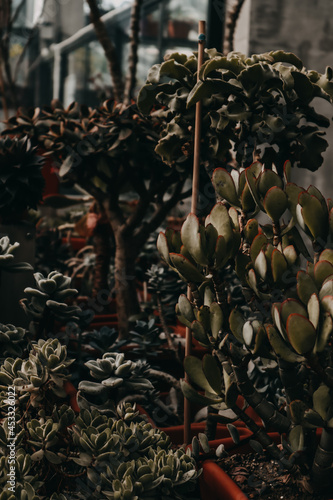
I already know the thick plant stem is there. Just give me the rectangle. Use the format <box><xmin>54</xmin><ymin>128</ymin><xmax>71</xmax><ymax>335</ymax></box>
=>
<box><xmin>156</xmin><ymin>292</ymin><xmax>182</xmax><ymax>364</ymax></box>
<box><xmin>92</xmin><ymin>223</ymin><xmax>112</xmax><ymax>299</ymax></box>
<box><xmin>223</xmin><ymin>0</ymin><xmax>246</xmax><ymax>53</ymax></box>
<box><xmin>229</xmin><ymin>345</ymin><xmax>291</xmax><ymax>432</ymax></box>
<box><xmin>205</xmin><ymin>405</ymin><xmax>218</xmax><ymax>441</ymax></box>
<box><xmin>113</xmin><ymin>230</ymin><xmax>140</xmax><ymax>339</ymax></box>
<box><xmin>146</xmin><ymin>368</ymin><xmax>180</xmax><ymax>391</ymax></box>
<box><xmin>278</xmin><ymin>359</ymin><xmax>305</xmax><ymax>404</ymax></box>
<box><xmin>123</xmin><ymin>0</ymin><xmax>143</xmax><ymax>105</ymax></box>
<box><xmin>312</xmin><ymin>428</ymin><xmax>333</xmax><ymax>489</ymax></box>
<box><xmin>231</xmin><ymin>404</ymin><xmax>293</xmax><ymax>469</ymax></box>
<box><xmin>86</xmin><ymin>0</ymin><xmax>124</xmax><ymax>101</ymax></box>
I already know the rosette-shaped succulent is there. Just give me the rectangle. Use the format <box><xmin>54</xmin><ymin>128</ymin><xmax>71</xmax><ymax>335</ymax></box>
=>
<box><xmin>0</xmin><ymin>237</ymin><xmax>33</xmax><ymax>273</ymax></box>
<box><xmin>27</xmin><ymin>419</ymin><xmax>62</xmax><ymax>464</ymax></box>
<box><xmin>0</xmin><ymin>448</ymin><xmax>42</xmax><ymax>500</ymax></box>
<box><xmin>21</xmin><ymin>271</ymin><xmax>80</xmax><ymax>322</ymax></box>
<box><xmin>0</xmin><ymin>339</ymin><xmax>73</xmax><ymax>406</ymax></box>
<box><xmin>101</xmin><ymin>447</ymin><xmax>199</xmax><ymax>500</ymax></box>
<box><xmin>0</xmin><ymin>136</ymin><xmax>44</xmax><ymax>218</ymax></box>
<box><xmin>78</xmin><ymin>353</ymin><xmax>154</xmax><ymax>407</ymax></box>
<box><xmin>0</xmin><ymin>323</ymin><xmax>27</xmax><ymax>357</ymax></box>
<box><xmin>31</xmin><ymin>338</ymin><xmax>74</xmax><ymax>374</ymax></box>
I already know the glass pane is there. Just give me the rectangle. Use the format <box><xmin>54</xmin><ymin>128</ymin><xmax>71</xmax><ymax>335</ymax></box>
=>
<box><xmin>165</xmin><ymin>0</ymin><xmax>208</xmax><ymax>41</ymax></box>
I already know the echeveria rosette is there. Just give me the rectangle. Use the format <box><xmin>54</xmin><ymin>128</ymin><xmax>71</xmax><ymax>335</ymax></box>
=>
<box><xmin>21</xmin><ymin>271</ymin><xmax>80</xmax><ymax>321</ymax></box>
<box><xmin>0</xmin><ymin>136</ymin><xmax>44</xmax><ymax>218</ymax></box>
<box><xmin>78</xmin><ymin>353</ymin><xmax>154</xmax><ymax>408</ymax></box>
<box><xmin>0</xmin><ymin>236</ymin><xmax>33</xmax><ymax>273</ymax></box>
<box><xmin>0</xmin><ymin>323</ymin><xmax>27</xmax><ymax>358</ymax></box>
<box><xmin>0</xmin><ymin>448</ymin><xmax>42</xmax><ymax>500</ymax></box>
<box><xmin>0</xmin><ymin>339</ymin><xmax>74</xmax><ymax>406</ymax></box>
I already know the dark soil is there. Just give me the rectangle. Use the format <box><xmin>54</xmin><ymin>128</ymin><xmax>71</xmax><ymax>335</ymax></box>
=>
<box><xmin>218</xmin><ymin>453</ymin><xmax>333</xmax><ymax>499</ymax></box>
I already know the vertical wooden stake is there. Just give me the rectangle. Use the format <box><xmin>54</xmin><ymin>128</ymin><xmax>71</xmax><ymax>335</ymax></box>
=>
<box><xmin>184</xmin><ymin>20</ymin><xmax>206</xmax><ymax>446</ymax></box>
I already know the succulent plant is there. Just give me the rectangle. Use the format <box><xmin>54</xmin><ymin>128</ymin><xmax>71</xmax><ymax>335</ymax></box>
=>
<box><xmin>0</xmin><ymin>136</ymin><xmax>44</xmax><ymax>218</ymax></box>
<box><xmin>0</xmin><ymin>338</ymin><xmax>74</xmax><ymax>411</ymax></box>
<box><xmin>138</xmin><ymin>50</ymin><xmax>332</xmax><ymax>174</ymax></box>
<box><xmin>146</xmin><ymin>264</ymin><xmax>187</xmax><ymax>324</ymax></box>
<box><xmin>129</xmin><ymin>319</ymin><xmax>166</xmax><ymax>357</ymax></box>
<box><xmin>78</xmin><ymin>353</ymin><xmax>155</xmax><ymax>409</ymax></box>
<box><xmin>143</xmin><ymin>48</ymin><xmax>333</xmax><ymax>493</ymax></box>
<box><xmin>0</xmin><ymin>321</ymin><xmax>200</xmax><ymax>499</ymax></box>
<box><xmin>0</xmin><ymin>323</ymin><xmax>27</xmax><ymax>358</ymax></box>
<box><xmin>0</xmin><ymin>236</ymin><xmax>33</xmax><ymax>273</ymax></box>
<box><xmin>4</xmin><ymin>99</ymin><xmax>194</xmax><ymax>340</ymax></box>
<box><xmin>21</xmin><ymin>271</ymin><xmax>81</xmax><ymax>325</ymax></box>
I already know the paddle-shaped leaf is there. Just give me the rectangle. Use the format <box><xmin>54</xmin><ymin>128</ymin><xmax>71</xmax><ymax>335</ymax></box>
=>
<box><xmin>210</xmin><ymin>302</ymin><xmax>224</xmax><ymax>339</ymax></box>
<box><xmin>184</xmin><ymin>356</ymin><xmax>214</xmax><ymax>392</ymax></box>
<box><xmin>264</xmin><ymin>187</ymin><xmax>288</xmax><ymax>222</ymax></box>
<box><xmin>203</xmin><ymin>354</ymin><xmax>222</xmax><ymax>395</ymax></box>
<box><xmin>307</xmin><ymin>293</ymin><xmax>320</xmax><ymax>329</ymax></box>
<box><xmin>212</xmin><ymin>168</ymin><xmax>240</xmax><ymax>206</ymax></box>
<box><xmin>170</xmin><ymin>253</ymin><xmax>205</xmax><ymax>282</ymax></box>
<box><xmin>313</xmin><ymin>385</ymin><xmax>330</xmax><ymax>420</ymax></box>
<box><xmin>181</xmin><ymin>213</ymin><xmax>209</xmax><ymax>266</ymax></box>
<box><xmin>266</xmin><ymin>325</ymin><xmax>305</xmax><ymax>363</ymax></box>
<box><xmin>286</xmin><ymin>314</ymin><xmax>317</xmax><ymax>354</ymax></box>
<box><xmin>181</xmin><ymin>380</ymin><xmax>223</xmax><ymax>406</ymax></box>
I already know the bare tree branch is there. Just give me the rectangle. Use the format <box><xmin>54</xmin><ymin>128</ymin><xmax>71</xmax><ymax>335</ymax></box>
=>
<box><xmin>123</xmin><ymin>0</ymin><xmax>143</xmax><ymax>106</ymax></box>
<box><xmin>86</xmin><ymin>0</ymin><xmax>124</xmax><ymax>102</ymax></box>
<box><xmin>9</xmin><ymin>0</ymin><xmax>26</xmax><ymax>29</ymax></box>
<box><xmin>14</xmin><ymin>0</ymin><xmax>48</xmax><ymax>83</ymax></box>
<box><xmin>223</xmin><ymin>0</ymin><xmax>246</xmax><ymax>54</ymax></box>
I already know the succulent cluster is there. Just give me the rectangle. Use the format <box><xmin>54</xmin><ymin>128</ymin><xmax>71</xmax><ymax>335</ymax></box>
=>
<box><xmin>0</xmin><ymin>136</ymin><xmax>44</xmax><ymax>218</ymax></box>
<box><xmin>78</xmin><ymin>353</ymin><xmax>155</xmax><ymax>410</ymax></box>
<box><xmin>142</xmin><ymin>49</ymin><xmax>333</xmax><ymax>492</ymax></box>
<box><xmin>0</xmin><ymin>338</ymin><xmax>74</xmax><ymax>408</ymax></box>
<box><xmin>21</xmin><ymin>271</ymin><xmax>80</xmax><ymax>323</ymax></box>
<box><xmin>0</xmin><ymin>317</ymin><xmax>200</xmax><ymax>499</ymax></box>
<box><xmin>138</xmin><ymin>50</ymin><xmax>332</xmax><ymax>173</ymax></box>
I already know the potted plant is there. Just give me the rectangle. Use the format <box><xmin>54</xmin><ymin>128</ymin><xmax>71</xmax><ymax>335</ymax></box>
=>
<box><xmin>139</xmin><ymin>49</ymin><xmax>333</xmax><ymax>497</ymax></box>
<box><xmin>4</xmin><ymin>101</ymin><xmax>195</xmax><ymax>340</ymax></box>
<box><xmin>0</xmin><ymin>337</ymin><xmax>201</xmax><ymax>498</ymax></box>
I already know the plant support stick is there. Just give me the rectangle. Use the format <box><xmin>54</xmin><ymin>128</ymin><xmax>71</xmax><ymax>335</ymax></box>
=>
<box><xmin>184</xmin><ymin>20</ymin><xmax>206</xmax><ymax>445</ymax></box>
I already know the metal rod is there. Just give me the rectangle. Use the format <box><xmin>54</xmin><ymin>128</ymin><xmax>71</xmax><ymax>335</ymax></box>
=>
<box><xmin>184</xmin><ymin>20</ymin><xmax>206</xmax><ymax>446</ymax></box>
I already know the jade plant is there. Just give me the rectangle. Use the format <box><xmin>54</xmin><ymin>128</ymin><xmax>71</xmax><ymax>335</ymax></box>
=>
<box><xmin>5</xmin><ymin>101</ymin><xmax>194</xmax><ymax>339</ymax></box>
<box><xmin>0</xmin><ymin>337</ymin><xmax>200</xmax><ymax>499</ymax></box>
<box><xmin>146</xmin><ymin>50</ymin><xmax>333</xmax><ymax>494</ymax></box>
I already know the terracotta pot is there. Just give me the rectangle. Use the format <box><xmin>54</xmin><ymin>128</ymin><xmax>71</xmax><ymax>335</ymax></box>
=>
<box><xmin>61</xmin><ymin>236</ymin><xmax>87</xmax><ymax>251</ymax></box>
<box><xmin>200</xmin><ymin>460</ymin><xmax>247</xmax><ymax>500</ymax></box>
<box><xmin>40</xmin><ymin>153</ymin><xmax>59</xmax><ymax>197</ymax></box>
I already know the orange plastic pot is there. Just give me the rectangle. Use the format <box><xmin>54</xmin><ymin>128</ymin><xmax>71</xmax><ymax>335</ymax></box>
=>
<box><xmin>200</xmin><ymin>461</ymin><xmax>247</xmax><ymax>500</ymax></box>
<box><xmin>159</xmin><ymin>423</ymin><xmax>252</xmax><ymax>447</ymax></box>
